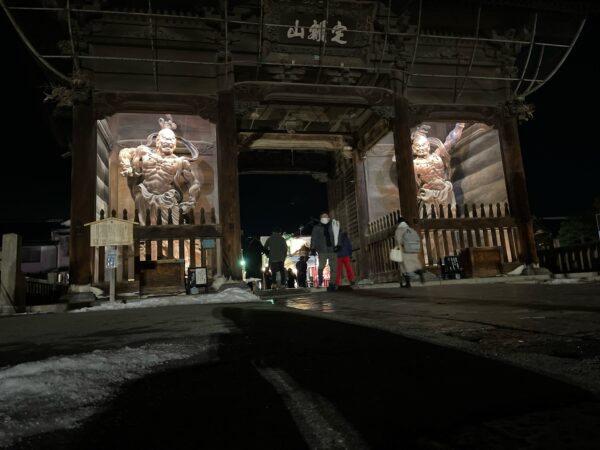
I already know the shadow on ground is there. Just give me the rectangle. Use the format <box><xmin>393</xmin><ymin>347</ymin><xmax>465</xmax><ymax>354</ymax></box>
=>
<box><xmin>12</xmin><ymin>307</ymin><xmax>600</xmax><ymax>449</ymax></box>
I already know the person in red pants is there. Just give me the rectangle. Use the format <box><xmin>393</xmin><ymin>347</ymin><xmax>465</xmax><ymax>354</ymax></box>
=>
<box><xmin>336</xmin><ymin>232</ymin><xmax>356</xmax><ymax>287</ymax></box>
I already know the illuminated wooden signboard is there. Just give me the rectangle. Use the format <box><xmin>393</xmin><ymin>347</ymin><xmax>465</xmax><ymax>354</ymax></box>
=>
<box><xmin>85</xmin><ymin>218</ymin><xmax>136</xmax><ymax>247</ymax></box>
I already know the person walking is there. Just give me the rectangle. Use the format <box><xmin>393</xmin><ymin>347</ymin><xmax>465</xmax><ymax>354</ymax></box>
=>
<box><xmin>310</xmin><ymin>212</ymin><xmax>340</xmax><ymax>291</ymax></box>
<box><xmin>394</xmin><ymin>217</ymin><xmax>424</xmax><ymax>288</ymax></box>
<box><xmin>264</xmin><ymin>267</ymin><xmax>273</xmax><ymax>290</ymax></box>
<box><xmin>286</xmin><ymin>268</ymin><xmax>297</xmax><ymax>288</ymax></box>
<box><xmin>264</xmin><ymin>227</ymin><xmax>288</xmax><ymax>288</ymax></box>
<box><xmin>336</xmin><ymin>232</ymin><xmax>356</xmax><ymax>287</ymax></box>
<box><xmin>295</xmin><ymin>256</ymin><xmax>308</xmax><ymax>287</ymax></box>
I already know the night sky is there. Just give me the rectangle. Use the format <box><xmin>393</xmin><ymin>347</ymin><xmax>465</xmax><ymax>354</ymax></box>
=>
<box><xmin>1</xmin><ymin>10</ymin><xmax>598</xmax><ymax>238</ymax></box>
<box><xmin>518</xmin><ymin>14</ymin><xmax>599</xmax><ymax>219</ymax></box>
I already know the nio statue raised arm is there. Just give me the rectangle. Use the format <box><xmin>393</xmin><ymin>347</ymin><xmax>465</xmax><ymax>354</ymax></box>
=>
<box><xmin>119</xmin><ymin>115</ymin><xmax>201</xmax><ymax>225</ymax></box>
<box><xmin>411</xmin><ymin>122</ymin><xmax>464</xmax><ymax>217</ymax></box>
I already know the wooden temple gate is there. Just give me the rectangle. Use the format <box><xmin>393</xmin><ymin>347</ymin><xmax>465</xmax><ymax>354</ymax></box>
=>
<box><xmin>4</xmin><ymin>1</ymin><xmax>591</xmax><ymax>289</ymax></box>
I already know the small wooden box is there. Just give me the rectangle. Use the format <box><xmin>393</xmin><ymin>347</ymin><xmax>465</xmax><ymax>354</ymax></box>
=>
<box><xmin>139</xmin><ymin>259</ymin><xmax>185</xmax><ymax>295</ymax></box>
<box><xmin>461</xmin><ymin>247</ymin><xmax>502</xmax><ymax>278</ymax></box>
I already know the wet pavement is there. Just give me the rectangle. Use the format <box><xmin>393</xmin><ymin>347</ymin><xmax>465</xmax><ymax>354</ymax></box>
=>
<box><xmin>2</xmin><ymin>281</ymin><xmax>600</xmax><ymax>449</ymax></box>
<box><xmin>274</xmin><ymin>283</ymin><xmax>600</xmax><ymax>395</ymax></box>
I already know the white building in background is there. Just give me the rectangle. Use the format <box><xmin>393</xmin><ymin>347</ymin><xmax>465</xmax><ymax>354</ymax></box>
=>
<box><xmin>0</xmin><ymin>220</ymin><xmax>70</xmax><ymax>282</ymax></box>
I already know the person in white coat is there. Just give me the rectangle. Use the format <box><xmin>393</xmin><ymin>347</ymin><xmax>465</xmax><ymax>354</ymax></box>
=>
<box><xmin>394</xmin><ymin>217</ymin><xmax>424</xmax><ymax>288</ymax></box>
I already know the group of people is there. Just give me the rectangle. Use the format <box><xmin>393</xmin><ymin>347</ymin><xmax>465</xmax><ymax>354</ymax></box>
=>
<box><xmin>263</xmin><ymin>211</ymin><xmax>424</xmax><ymax>291</ymax></box>
<box><xmin>309</xmin><ymin>211</ymin><xmax>355</xmax><ymax>291</ymax></box>
<box><xmin>262</xmin><ymin>211</ymin><xmax>356</xmax><ymax>291</ymax></box>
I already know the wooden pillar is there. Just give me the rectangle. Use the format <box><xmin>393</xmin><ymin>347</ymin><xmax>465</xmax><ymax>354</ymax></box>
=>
<box><xmin>498</xmin><ymin>115</ymin><xmax>538</xmax><ymax>265</ymax></box>
<box><xmin>217</xmin><ymin>90</ymin><xmax>242</xmax><ymax>279</ymax></box>
<box><xmin>108</xmin><ymin>148</ymin><xmax>120</xmax><ymax>215</ymax></box>
<box><xmin>69</xmin><ymin>94</ymin><xmax>97</xmax><ymax>285</ymax></box>
<box><xmin>353</xmin><ymin>151</ymin><xmax>371</xmax><ymax>279</ymax></box>
<box><xmin>392</xmin><ymin>86</ymin><xmax>418</xmax><ymax>225</ymax></box>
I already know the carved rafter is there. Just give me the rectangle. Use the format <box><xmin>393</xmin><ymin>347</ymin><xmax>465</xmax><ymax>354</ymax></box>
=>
<box><xmin>234</xmin><ymin>100</ymin><xmax>261</xmax><ymax>117</ymax></box>
<box><xmin>407</xmin><ymin>104</ymin><xmax>498</xmax><ymax>125</ymax></box>
<box><xmin>355</xmin><ymin>112</ymin><xmax>390</xmax><ymax>153</ymax></box>
<box><xmin>371</xmin><ymin>105</ymin><xmax>394</xmax><ymax>119</ymax></box>
<box><xmin>94</xmin><ymin>92</ymin><xmax>218</xmax><ymax>122</ymax></box>
<box><xmin>502</xmin><ymin>97</ymin><xmax>535</xmax><ymax>123</ymax></box>
<box><xmin>324</xmin><ymin>68</ymin><xmax>362</xmax><ymax>85</ymax></box>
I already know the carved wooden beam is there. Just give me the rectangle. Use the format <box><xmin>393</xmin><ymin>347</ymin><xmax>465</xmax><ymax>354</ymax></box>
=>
<box><xmin>94</xmin><ymin>92</ymin><xmax>218</xmax><ymax>122</ymax></box>
<box><xmin>408</xmin><ymin>104</ymin><xmax>499</xmax><ymax>125</ymax></box>
<box><xmin>355</xmin><ymin>115</ymin><xmax>390</xmax><ymax>152</ymax></box>
<box><xmin>235</xmin><ymin>81</ymin><xmax>394</xmax><ymax>107</ymax></box>
<box><xmin>237</xmin><ymin>132</ymin><xmax>351</xmax><ymax>151</ymax></box>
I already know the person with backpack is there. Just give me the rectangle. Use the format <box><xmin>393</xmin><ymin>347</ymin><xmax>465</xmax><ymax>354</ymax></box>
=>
<box><xmin>394</xmin><ymin>217</ymin><xmax>424</xmax><ymax>288</ymax></box>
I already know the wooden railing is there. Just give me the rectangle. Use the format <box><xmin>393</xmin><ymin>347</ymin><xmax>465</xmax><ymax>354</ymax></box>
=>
<box><xmin>538</xmin><ymin>241</ymin><xmax>600</xmax><ymax>274</ymax></box>
<box><xmin>25</xmin><ymin>278</ymin><xmax>69</xmax><ymax>305</ymax></box>
<box><xmin>367</xmin><ymin>203</ymin><xmax>521</xmax><ymax>282</ymax></box>
<box><xmin>92</xmin><ymin>208</ymin><xmax>221</xmax><ymax>285</ymax></box>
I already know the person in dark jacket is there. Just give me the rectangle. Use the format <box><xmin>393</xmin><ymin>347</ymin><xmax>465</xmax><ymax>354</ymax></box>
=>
<box><xmin>286</xmin><ymin>268</ymin><xmax>297</xmax><ymax>288</ymax></box>
<box><xmin>295</xmin><ymin>256</ymin><xmax>308</xmax><ymax>287</ymax></box>
<box><xmin>264</xmin><ymin>227</ymin><xmax>288</xmax><ymax>288</ymax></box>
<box><xmin>336</xmin><ymin>232</ymin><xmax>355</xmax><ymax>286</ymax></box>
<box><xmin>264</xmin><ymin>267</ymin><xmax>273</xmax><ymax>289</ymax></box>
<box><xmin>310</xmin><ymin>211</ymin><xmax>340</xmax><ymax>291</ymax></box>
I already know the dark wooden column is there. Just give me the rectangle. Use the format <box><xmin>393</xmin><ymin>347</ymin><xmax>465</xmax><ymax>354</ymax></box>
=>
<box><xmin>217</xmin><ymin>90</ymin><xmax>242</xmax><ymax>279</ymax></box>
<box><xmin>353</xmin><ymin>151</ymin><xmax>371</xmax><ymax>280</ymax></box>
<box><xmin>498</xmin><ymin>115</ymin><xmax>538</xmax><ymax>265</ymax></box>
<box><xmin>69</xmin><ymin>93</ymin><xmax>97</xmax><ymax>285</ymax></box>
<box><xmin>392</xmin><ymin>89</ymin><xmax>418</xmax><ymax>225</ymax></box>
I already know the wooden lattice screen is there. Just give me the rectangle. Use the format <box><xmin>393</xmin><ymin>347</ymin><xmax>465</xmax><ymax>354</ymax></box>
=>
<box><xmin>367</xmin><ymin>203</ymin><xmax>521</xmax><ymax>282</ymax></box>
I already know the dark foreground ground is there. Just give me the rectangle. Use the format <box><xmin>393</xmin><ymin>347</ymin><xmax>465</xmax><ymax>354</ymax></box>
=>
<box><xmin>2</xmin><ymin>282</ymin><xmax>600</xmax><ymax>449</ymax></box>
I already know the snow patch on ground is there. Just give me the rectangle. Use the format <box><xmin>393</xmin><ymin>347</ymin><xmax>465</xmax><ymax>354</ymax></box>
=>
<box><xmin>544</xmin><ymin>278</ymin><xmax>581</xmax><ymax>284</ymax></box>
<box><xmin>72</xmin><ymin>287</ymin><xmax>262</xmax><ymax>312</ymax></box>
<box><xmin>0</xmin><ymin>343</ymin><xmax>200</xmax><ymax>448</ymax></box>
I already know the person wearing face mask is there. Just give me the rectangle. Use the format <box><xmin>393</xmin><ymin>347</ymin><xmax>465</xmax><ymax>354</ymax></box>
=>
<box><xmin>310</xmin><ymin>212</ymin><xmax>341</xmax><ymax>291</ymax></box>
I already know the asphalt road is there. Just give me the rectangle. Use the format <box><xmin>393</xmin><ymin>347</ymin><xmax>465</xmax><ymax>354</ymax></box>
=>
<box><xmin>2</xmin><ymin>282</ymin><xmax>600</xmax><ymax>449</ymax></box>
